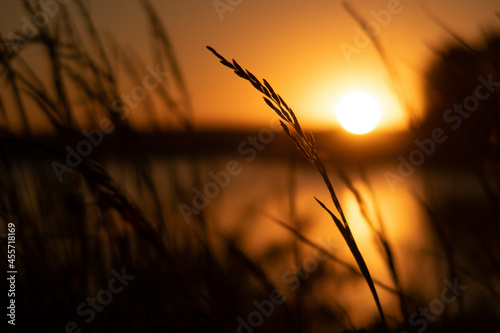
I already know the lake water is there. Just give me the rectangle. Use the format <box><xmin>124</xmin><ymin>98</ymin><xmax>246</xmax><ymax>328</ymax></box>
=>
<box><xmin>103</xmin><ymin>153</ymin><xmax>482</xmax><ymax>328</ymax></box>
<box><xmin>10</xmin><ymin>147</ymin><xmax>497</xmax><ymax>330</ymax></box>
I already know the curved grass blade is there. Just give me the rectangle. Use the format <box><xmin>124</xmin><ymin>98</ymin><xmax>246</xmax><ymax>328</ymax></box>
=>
<box><xmin>207</xmin><ymin>46</ymin><xmax>386</xmax><ymax>326</ymax></box>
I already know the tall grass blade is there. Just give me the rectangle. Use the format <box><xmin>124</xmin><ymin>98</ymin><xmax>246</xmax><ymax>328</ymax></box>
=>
<box><xmin>207</xmin><ymin>45</ymin><xmax>386</xmax><ymax>325</ymax></box>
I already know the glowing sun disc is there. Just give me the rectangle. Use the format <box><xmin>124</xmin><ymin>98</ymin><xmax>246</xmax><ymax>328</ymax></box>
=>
<box><xmin>336</xmin><ymin>92</ymin><xmax>382</xmax><ymax>134</ymax></box>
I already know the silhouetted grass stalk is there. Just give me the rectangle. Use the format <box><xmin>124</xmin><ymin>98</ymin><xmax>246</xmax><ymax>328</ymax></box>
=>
<box><xmin>207</xmin><ymin>45</ymin><xmax>386</xmax><ymax>326</ymax></box>
<box><xmin>336</xmin><ymin>166</ymin><xmax>408</xmax><ymax>319</ymax></box>
<box><xmin>263</xmin><ymin>212</ymin><xmax>398</xmax><ymax>295</ymax></box>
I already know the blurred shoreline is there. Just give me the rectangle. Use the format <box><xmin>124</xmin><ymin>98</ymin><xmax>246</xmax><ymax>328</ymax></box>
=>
<box><xmin>2</xmin><ymin>130</ymin><xmax>428</xmax><ymax>159</ymax></box>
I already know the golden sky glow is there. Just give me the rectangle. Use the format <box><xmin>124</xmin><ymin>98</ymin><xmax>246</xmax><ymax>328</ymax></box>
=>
<box><xmin>0</xmin><ymin>0</ymin><xmax>499</xmax><ymax>133</ymax></box>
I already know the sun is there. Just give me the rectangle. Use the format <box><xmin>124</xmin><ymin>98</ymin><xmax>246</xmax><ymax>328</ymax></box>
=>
<box><xmin>336</xmin><ymin>92</ymin><xmax>382</xmax><ymax>135</ymax></box>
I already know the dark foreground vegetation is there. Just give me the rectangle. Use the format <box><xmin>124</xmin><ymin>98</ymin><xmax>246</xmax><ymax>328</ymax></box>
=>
<box><xmin>0</xmin><ymin>1</ymin><xmax>499</xmax><ymax>332</ymax></box>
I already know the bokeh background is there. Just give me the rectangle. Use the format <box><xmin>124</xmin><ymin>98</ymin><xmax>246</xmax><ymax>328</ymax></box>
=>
<box><xmin>0</xmin><ymin>0</ymin><xmax>499</xmax><ymax>332</ymax></box>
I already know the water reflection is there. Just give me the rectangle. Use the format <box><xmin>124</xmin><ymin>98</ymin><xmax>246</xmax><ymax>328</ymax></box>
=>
<box><xmin>106</xmin><ymin>155</ymin><xmax>444</xmax><ymax>327</ymax></box>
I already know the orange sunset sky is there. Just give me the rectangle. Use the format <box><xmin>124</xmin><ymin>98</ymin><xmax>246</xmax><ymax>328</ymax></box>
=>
<box><xmin>1</xmin><ymin>0</ymin><xmax>499</xmax><ymax>134</ymax></box>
